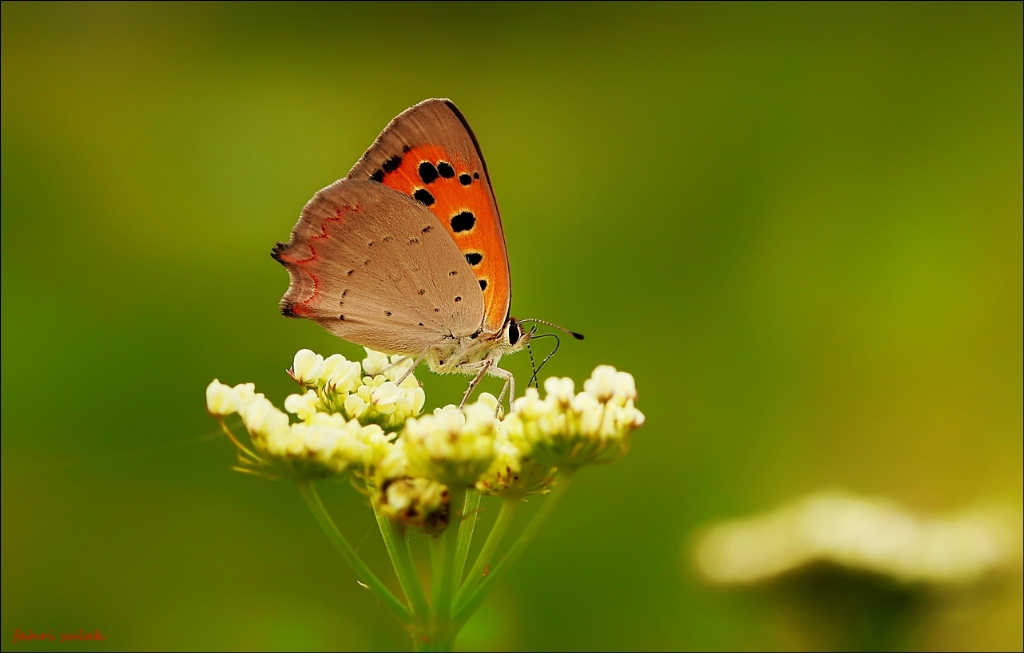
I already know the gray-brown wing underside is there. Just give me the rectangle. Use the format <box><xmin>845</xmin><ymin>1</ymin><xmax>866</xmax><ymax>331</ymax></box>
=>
<box><xmin>272</xmin><ymin>180</ymin><xmax>484</xmax><ymax>355</ymax></box>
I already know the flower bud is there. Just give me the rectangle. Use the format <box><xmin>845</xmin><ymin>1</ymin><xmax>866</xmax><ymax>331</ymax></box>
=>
<box><xmin>284</xmin><ymin>390</ymin><xmax>321</xmax><ymax>421</ymax></box>
<box><xmin>290</xmin><ymin>349</ymin><xmax>325</xmax><ymax>386</ymax></box>
<box><xmin>206</xmin><ymin>379</ymin><xmax>237</xmax><ymax>416</ymax></box>
<box><xmin>361</xmin><ymin>348</ymin><xmax>390</xmax><ymax>376</ymax></box>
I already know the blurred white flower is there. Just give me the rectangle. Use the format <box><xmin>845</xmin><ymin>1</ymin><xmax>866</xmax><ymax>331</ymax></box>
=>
<box><xmin>206</xmin><ymin>379</ymin><xmax>237</xmax><ymax>416</ymax></box>
<box><xmin>284</xmin><ymin>390</ymin><xmax>320</xmax><ymax>421</ymax></box>
<box><xmin>239</xmin><ymin>396</ymin><xmax>290</xmax><ymax>441</ymax></box>
<box><xmin>475</xmin><ymin>428</ymin><xmax>555</xmax><ymax>498</ymax></box>
<box><xmin>232</xmin><ymin>382</ymin><xmax>257</xmax><ymax>403</ymax></box>
<box><xmin>694</xmin><ymin>490</ymin><xmax>1024</xmax><ymax>586</ymax></box>
<box><xmin>376</xmin><ymin>476</ymin><xmax>451</xmax><ymax>535</ymax></box>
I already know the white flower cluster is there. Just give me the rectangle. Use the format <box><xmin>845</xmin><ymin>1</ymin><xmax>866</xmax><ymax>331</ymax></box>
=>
<box><xmin>207</xmin><ymin>378</ymin><xmax>388</xmax><ymax>480</ymax></box>
<box><xmin>694</xmin><ymin>490</ymin><xmax>1024</xmax><ymax>586</ymax></box>
<box><xmin>502</xmin><ymin>366</ymin><xmax>645</xmax><ymax>471</ymax></box>
<box><xmin>208</xmin><ymin>350</ymin><xmax>645</xmax><ymax>527</ymax></box>
<box><xmin>289</xmin><ymin>349</ymin><xmax>425</xmax><ymax>432</ymax></box>
<box><xmin>402</xmin><ymin>394</ymin><xmax>502</xmax><ymax>488</ymax></box>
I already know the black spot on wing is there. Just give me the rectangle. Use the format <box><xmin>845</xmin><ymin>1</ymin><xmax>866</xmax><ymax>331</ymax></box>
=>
<box><xmin>370</xmin><ymin>169</ymin><xmax>385</xmax><ymax>183</ymax></box>
<box><xmin>479</xmin><ymin>279</ymin><xmax>488</xmax><ymax>291</ymax></box>
<box><xmin>465</xmin><ymin>252</ymin><xmax>483</xmax><ymax>266</ymax></box>
<box><xmin>437</xmin><ymin>161</ymin><xmax>455</xmax><ymax>178</ymax></box>
<box><xmin>419</xmin><ymin>161</ymin><xmax>439</xmax><ymax>184</ymax></box>
<box><xmin>459</xmin><ymin>173</ymin><xmax>472</xmax><ymax>186</ymax></box>
<box><xmin>451</xmin><ymin>211</ymin><xmax>475</xmax><ymax>233</ymax></box>
<box><xmin>413</xmin><ymin>189</ymin><xmax>435</xmax><ymax>206</ymax></box>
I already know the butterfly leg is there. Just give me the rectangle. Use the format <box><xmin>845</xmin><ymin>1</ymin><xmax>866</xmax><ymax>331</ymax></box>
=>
<box><xmin>492</xmin><ymin>366</ymin><xmax>514</xmax><ymax>413</ymax></box>
<box><xmin>391</xmin><ymin>344</ymin><xmax>435</xmax><ymax>386</ymax></box>
<box><xmin>460</xmin><ymin>359</ymin><xmax>493</xmax><ymax>409</ymax></box>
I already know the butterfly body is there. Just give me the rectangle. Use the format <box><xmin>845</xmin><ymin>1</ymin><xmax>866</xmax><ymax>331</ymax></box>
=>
<box><xmin>273</xmin><ymin>99</ymin><xmax>539</xmax><ymax>404</ymax></box>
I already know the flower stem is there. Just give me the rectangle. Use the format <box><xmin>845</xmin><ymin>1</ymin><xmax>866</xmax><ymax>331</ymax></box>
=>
<box><xmin>454</xmin><ymin>470</ymin><xmax>574</xmax><ymax>624</ymax></box>
<box><xmin>429</xmin><ymin>528</ymin><xmax>446</xmax><ymax>617</ymax></box>
<box><xmin>217</xmin><ymin>417</ymin><xmax>259</xmax><ymax>461</ymax></box>
<box><xmin>451</xmin><ymin>490</ymin><xmax>481</xmax><ymax>596</ymax></box>
<box><xmin>296</xmin><ymin>481</ymin><xmax>411</xmax><ymax>624</ymax></box>
<box><xmin>454</xmin><ymin>496</ymin><xmax>519</xmax><ymax>607</ymax></box>
<box><xmin>435</xmin><ymin>487</ymin><xmax>465</xmax><ymax>625</ymax></box>
<box><xmin>373</xmin><ymin>502</ymin><xmax>430</xmax><ymax>619</ymax></box>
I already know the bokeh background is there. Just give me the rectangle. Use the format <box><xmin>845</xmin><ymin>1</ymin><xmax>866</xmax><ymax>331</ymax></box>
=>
<box><xmin>2</xmin><ymin>3</ymin><xmax>1021</xmax><ymax>650</ymax></box>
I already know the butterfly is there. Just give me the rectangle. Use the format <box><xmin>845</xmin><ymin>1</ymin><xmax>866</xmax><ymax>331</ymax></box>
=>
<box><xmin>272</xmin><ymin>98</ymin><xmax>581</xmax><ymax>406</ymax></box>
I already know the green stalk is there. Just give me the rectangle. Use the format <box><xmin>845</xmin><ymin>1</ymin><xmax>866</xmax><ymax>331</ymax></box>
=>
<box><xmin>435</xmin><ymin>487</ymin><xmax>465</xmax><ymax>624</ymax></box>
<box><xmin>451</xmin><ymin>490</ymin><xmax>481</xmax><ymax>595</ymax></box>
<box><xmin>401</xmin><ymin>529</ymin><xmax>431</xmax><ymax>618</ymax></box>
<box><xmin>429</xmin><ymin>528</ymin><xmax>447</xmax><ymax>616</ymax></box>
<box><xmin>454</xmin><ymin>470</ymin><xmax>574</xmax><ymax>624</ymax></box>
<box><xmin>454</xmin><ymin>496</ymin><xmax>519</xmax><ymax>606</ymax></box>
<box><xmin>373</xmin><ymin>502</ymin><xmax>430</xmax><ymax>619</ymax></box>
<box><xmin>297</xmin><ymin>481</ymin><xmax>411</xmax><ymax>624</ymax></box>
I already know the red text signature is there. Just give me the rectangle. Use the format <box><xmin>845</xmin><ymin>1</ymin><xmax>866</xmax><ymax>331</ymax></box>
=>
<box><xmin>12</xmin><ymin>629</ymin><xmax>105</xmax><ymax>645</ymax></box>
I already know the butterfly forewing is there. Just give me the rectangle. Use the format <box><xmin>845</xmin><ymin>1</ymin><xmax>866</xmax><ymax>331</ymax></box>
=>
<box><xmin>273</xmin><ymin>180</ymin><xmax>484</xmax><ymax>355</ymax></box>
<box><xmin>348</xmin><ymin>99</ymin><xmax>512</xmax><ymax>335</ymax></box>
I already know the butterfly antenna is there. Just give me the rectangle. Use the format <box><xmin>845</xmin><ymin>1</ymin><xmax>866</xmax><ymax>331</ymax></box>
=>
<box><xmin>527</xmin><ymin>333</ymin><xmax>561</xmax><ymax>388</ymax></box>
<box><xmin>526</xmin><ymin>327</ymin><xmax>543</xmax><ymax>388</ymax></box>
<box><xmin>517</xmin><ymin>318</ymin><xmax>584</xmax><ymax>341</ymax></box>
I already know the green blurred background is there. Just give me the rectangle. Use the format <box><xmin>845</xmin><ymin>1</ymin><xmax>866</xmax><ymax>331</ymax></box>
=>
<box><xmin>2</xmin><ymin>2</ymin><xmax>1021</xmax><ymax>650</ymax></box>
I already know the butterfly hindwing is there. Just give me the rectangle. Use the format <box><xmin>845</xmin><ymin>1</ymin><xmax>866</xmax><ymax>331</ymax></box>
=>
<box><xmin>347</xmin><ymin>99</ymin><xmax>511</xmax><ymax>335</ymax></box>
<box><xmin>273</xmin><ymin>179</ymin><xmax>484</xmax><ymax>355</ymax></box>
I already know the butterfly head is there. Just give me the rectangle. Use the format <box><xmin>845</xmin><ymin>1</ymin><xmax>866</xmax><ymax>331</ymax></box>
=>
<box><xmin>501</xmin><ymin>317</ymin><xmax>532</xmax><ymax>354</ymax></box>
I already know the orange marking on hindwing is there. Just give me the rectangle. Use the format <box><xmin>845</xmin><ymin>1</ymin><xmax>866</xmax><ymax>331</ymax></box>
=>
<box><xmin>379</xmin><ymin>145</ymin><xmax>509</xmax><ymax>332</ymax></box>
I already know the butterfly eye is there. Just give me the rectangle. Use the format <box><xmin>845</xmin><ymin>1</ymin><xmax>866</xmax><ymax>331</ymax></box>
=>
<box><xmin>507</xmin><ymin>320</ymin><xmax>521</xmax><ymax>346</ymax></box>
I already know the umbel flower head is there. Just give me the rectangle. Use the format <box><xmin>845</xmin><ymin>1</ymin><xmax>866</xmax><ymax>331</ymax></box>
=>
<box><xmin>206</xmin><ymin>377</ymin><xmax>388</xmax><ymax>481</ymax></box>
<box><xmin>208</xmin><ymin>349</ymin><xmax>645</xmax><ymax>530</ymax></box>
<box><xmin>503</xmin><ymin>366</ymin><xmax>645</xmax><ymax>470</ymax></box>
<box><xmin>401</xmin><ymin>394</ymin><xmax>501</xmax><ymax>488</ymax></box>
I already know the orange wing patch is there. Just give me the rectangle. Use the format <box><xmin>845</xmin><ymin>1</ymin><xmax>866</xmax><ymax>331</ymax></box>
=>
<box><xmin>371</xmin><ymin>144</ymin><xmax>510</xmax><ymax>334</ymax></box>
